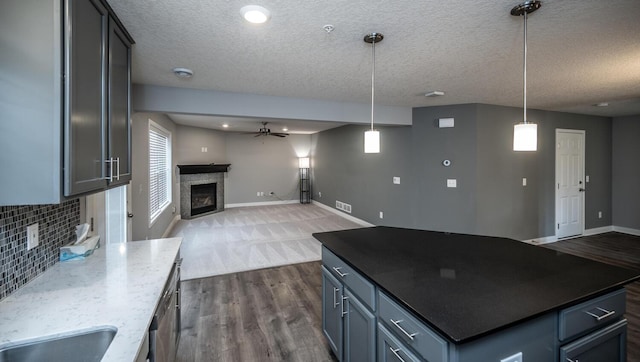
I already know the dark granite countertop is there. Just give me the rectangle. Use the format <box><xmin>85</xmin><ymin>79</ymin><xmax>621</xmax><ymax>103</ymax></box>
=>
<box><xmin>313</xmin><ymin>226</ymin><xmax>640</xmax><ymax>344</ymax></box>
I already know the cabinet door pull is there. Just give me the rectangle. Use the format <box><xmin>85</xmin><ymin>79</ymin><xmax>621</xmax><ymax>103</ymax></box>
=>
<box><xmin>115</xmin><ymin>157</ymin><xmax>120</xmax><ymax>180</ymax></box>
<box><xmin>390</xmin><ymin>319</ymin><xmax>418</xmax><ymax>340</ymax></box>
<box><xmin>389</xmin><ymin>347</ymin><xmax>406</xmax><ymax>362</ymax></box>
<box><xmin>341</xmin><ymin>296</ymin><xmax>349</xmax><ymax>317</ymax></box>
<box><xmin>105</xmin><ymin>158</ymin><xmax>114</xmax><ymax>181</ymax></box>
<box><xmin>566</xmin><ymin>358</ymin><xmax>578</xmax><ymax>362</ymax></box>
<box><xmin>333</xmin><ymin>287</ymin><xmax>339</xmax><ymax>309</ymax></box>
<box><xmin>585</xmin><ymin>307</ymin><xmax>615</xmax><ymax>321</ymax></box>
<box><xmin>333</xmin><ymin>267</ymin><xmax>349</xmax><ymax>278</ymax></box>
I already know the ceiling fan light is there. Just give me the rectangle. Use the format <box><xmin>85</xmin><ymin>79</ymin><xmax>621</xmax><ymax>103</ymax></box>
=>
<box><xmin>364</xmin><ymin>130</ymin><xmax>380</xmax><ymax>153</ymax></box>
<box><xmin>513</xmin><ymin>122</ymin><xmax>537</xmax><ymax>151</ymax></box>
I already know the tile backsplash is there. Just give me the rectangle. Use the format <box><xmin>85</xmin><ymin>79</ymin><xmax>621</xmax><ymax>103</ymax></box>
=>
<box><xmin>0</xmin><ymin>200</ymin><xmax>80</xmax><ymax>300</ymax></box>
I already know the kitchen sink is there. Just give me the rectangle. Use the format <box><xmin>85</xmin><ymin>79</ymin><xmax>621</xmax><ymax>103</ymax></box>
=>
<box><xmin>0</xmin><ymin>326</ymin><xmax>117</xmax><ymax>362</ymax></box>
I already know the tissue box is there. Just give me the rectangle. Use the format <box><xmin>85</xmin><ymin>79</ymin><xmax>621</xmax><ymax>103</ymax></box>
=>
<box><xmin>60</xmin><ymin>235</ymin><xmax>100</xmax><ymax>261</ymax></box>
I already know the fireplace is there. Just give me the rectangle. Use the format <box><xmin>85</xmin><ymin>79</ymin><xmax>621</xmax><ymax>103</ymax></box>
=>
<box><xmin>191</xmin><ymin>183</ymin><xmax>217</xmax><ymax>216</ymax></box>
<box><xmin>178</xmin><ymin>164</ymin><xmax>230</xmax><ymax>220</ymax></box>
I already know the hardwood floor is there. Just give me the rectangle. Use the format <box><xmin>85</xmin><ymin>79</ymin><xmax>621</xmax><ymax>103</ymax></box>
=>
<box><xmin>544</xmin><ymin>232</ymin><xmax>640</xmax><ymax>362</ymax></box>
<box><xmin>177</xmin><ymin>262</ymin><xmax>338</xmax><ymax>362</ymax></box>
<box><xmin>177</xmin><ymin>232</ymin><xmax>640</xmax><ymax>361</ymax></box>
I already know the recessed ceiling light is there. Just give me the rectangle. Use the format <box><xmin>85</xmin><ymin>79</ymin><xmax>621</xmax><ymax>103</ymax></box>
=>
<box><xmin>222</xmin><ymin>124</ymin><xmax>229</xmax><ymax>128</ymax></box>
<box><xmin>593</xmin><ymin>102</ymin><xmax>609</xmax><ymax>107</ymax></box>
<box><xmin>240</xmin><ymin>5</ymin><xmax>270</xmax><ymax>24</ymax></box>
<box><xmin>172</xmin><ymin>67</ymin><xmax>193</xmax><ymax>78</ymax></box>
<box><xmin>425</xmin><ymin>91</ymin><xmax>445</xmax><ymax>97</ymax></box>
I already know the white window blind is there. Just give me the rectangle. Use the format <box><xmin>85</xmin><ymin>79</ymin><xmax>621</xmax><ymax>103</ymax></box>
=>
<box><xmin>149</xmin><ymin>121</ymin><xmax>171</xmax><ymax>225</ymax></box>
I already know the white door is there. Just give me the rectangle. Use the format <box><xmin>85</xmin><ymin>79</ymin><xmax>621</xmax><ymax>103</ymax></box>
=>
<box><xmin>555</xmin><ymin>129</ymin><xmax>585</xmax><ymax>239</ymax></box>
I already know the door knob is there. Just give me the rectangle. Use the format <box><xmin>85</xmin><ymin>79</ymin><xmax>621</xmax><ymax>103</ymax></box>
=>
<box><xmin>127</xmin><ymin>213</ymin><xmax>134</xmax><ymax>218</ymax></box>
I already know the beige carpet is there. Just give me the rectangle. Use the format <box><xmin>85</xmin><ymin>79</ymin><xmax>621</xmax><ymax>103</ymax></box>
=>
<box><xmin>170</xmin><ymin>203</ymin><xmax>364</xmax><ymax>280</ymax></box>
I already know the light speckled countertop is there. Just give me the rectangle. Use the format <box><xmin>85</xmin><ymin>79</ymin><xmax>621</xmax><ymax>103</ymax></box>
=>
<box><xmin>0</xmin><ymin>237</ymin><xmax>182</xmax><ymax>361</ymax></box>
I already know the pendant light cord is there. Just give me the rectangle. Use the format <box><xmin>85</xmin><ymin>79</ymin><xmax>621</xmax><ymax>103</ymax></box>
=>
<box><xmin>370</xmin><ymin>36</ymin><xmax>376</xmax><ymax>132</ymax></box>
<box><xmin>523</xmin><ymin>12</ymin><xmax>527</xmax><ymax>125</ymax></box>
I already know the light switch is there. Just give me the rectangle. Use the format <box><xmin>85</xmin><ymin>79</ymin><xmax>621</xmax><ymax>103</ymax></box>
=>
<box><xmin>447</xmin><ymin>179</ymin><xmax>457</xmax><ymax>188</ymax></box>
<box><xmin>586</xmin><ymin>175</ymin><xmax>590</xmax><ymax>183</ymax></box>
<box><xmin>522</xmin><ymin>178</ymin><xmax>527</xmax><ymax>186</ymax></box>
<box><xmin>393</xmin><ymin>177</ymin><xmax>400</xmax><ymax>184</ymax></box>
<box><xmin>201</xmin><ymin>147</ymin><xmax>208</xmax><ymax>153</ymax></box>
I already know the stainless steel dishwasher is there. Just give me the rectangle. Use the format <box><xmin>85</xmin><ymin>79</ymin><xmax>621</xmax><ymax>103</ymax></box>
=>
<box><xmin>149</xmin><ymin>258</ymin><xmax>181</xmax><ymax>362</ymax></box>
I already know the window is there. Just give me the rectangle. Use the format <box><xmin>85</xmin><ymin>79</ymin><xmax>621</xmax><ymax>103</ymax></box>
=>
<box><xmin>149</xmin><ymin>120</ymin><xmax>171</xmax><ymax>225</ymax></box>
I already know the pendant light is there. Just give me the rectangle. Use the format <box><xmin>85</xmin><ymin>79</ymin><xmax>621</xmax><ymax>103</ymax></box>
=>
<box><xmin>511</xmin><ymin>1</ymin><xmax>541</xmax><ymax>152</ymax></box>
<box><xmin>364</xmin><ymin>33</ymin><xmax>383</xmax><ymax>153</ymax></box>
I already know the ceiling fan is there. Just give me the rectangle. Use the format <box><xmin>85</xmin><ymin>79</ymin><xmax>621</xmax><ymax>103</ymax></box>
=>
<box><xmin>249</xmin><ymin>122</ymin><xmax>289</xmax><ymax>138</ymax></box>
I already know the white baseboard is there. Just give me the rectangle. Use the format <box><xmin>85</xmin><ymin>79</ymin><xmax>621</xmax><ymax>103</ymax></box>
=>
<box><xmin>225</xmin><ymin>200</ymin><xmax>299</xmax><ymax>208</ymax></box>
<box><xmin>312</xmin><ymin>200</ymin><xmax>374</xmax><ymax>227</ymax></box>
<box><xmin>522</xmin><ymin>235</ymin><xmax>557</xmax><ymax>245</ymax></box>
<box><xmin>162</xmin><ymin>214</ymin><xmax>181</xmax><ymax>238</ymax></box>
<box><xmin>613</xmin><ymin>226</ymin><xmax>640</xmax><ymax>237</ymax></box>
<box><xmin>583</xmin><ymin>226</ymin><xmax>614</xmax><ymax>236</ymax></box>
<box><xmin>528</xmin><ymin>225</ymin><xmax>639</xmax><ymax>245</ymax></box>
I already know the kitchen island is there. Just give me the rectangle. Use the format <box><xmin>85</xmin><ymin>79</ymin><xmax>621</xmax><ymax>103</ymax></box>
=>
<box><xmin>314</xmin><ymin>227</ymin><xmax>640</xmax><ymax>362</ymax></box>
<box><xmin>0</xmin><ymin>237</ymin><xmax>181</xmax><ymax>361</ymax></box>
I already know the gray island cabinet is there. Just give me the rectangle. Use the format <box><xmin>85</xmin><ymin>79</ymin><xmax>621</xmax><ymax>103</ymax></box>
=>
<box><xmin>314</xmin><ymin>227</ymin><xmax>639</xmax><ymax>362</ymax></box>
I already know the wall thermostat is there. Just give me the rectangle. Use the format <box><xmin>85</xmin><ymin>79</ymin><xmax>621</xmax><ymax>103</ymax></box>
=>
<box><xmin>443</xmin><ymin>160</ymin><xmax>451</xmax><ymax>167</ymax></box>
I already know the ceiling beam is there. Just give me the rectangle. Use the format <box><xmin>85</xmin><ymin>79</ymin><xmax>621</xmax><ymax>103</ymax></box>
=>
<box><xmin>132</xmin><ymin>84</ymin><xmax>412</xmax><ymax>126</ymax></box>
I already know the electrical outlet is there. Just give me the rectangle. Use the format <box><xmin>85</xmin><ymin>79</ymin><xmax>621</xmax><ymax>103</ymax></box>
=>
<box><xmin>201</xmin><ymin>147</ymin><xmax>208</xmax><ymax>153</ymax></box>
<box><xmin>447</xmin><ymin>179</ymin><xmax>457</xmax><ymax>188</ymax></box>
<box><xmin>344</xmin><ymin>204</ymin><xmax>351</xmax><ymax>213</ymax></box>
<box><xmin>598</xmin><ymin>211</ymin><xmax>602</xmax><ymax>219</ymax></box>
<box><xmin>500</xmin><ymin>352</ymin><xmax>522</xmax><ymax>362</ymax></box>
<box><xmin>257</xmin><ymin>191</ymin><xmax>260</xmax><ymax>196</ymax></box>
<box><xmin>586</xmin><ymin>175</ymin><xmax>590</xmax><ymax>183</ymax></box>
<box><xmin>379</xmin><ymin>211</ymin><xmax>384</xmax><ymax>219</ymax></box>
<box><xmin>27</xmin><ymin>223</ymin><xmax>39</xmax><ymax>250</ymax></box>
<box><xmin>318</xmin><ymin>191</ymin><xmax>322</xmax><ymax>197</ymax></box>
<box><xmin>393</xmin><ymin>177</ymin><xmax>400</xmax><ymax>184</ymax></box>
<box><xmin>522</xmin><ymin>178</ymin><xmax>527</xmax><ymax>186</ymax></box>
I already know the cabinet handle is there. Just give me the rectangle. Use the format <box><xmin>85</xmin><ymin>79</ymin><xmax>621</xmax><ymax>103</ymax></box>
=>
<box><xmin>566</xmin><ymin>358</ymin><xmax>578</xmax><ymax>362</ymax></box>
<box><xmin>390</xmin><ymin>319</ymin><xmax>418</xmax><ymax>340</ymax></box>
<box><xmin>389</xmin><ymin>347</ymin><xmax>406</xmax><ymax>362</ymax></box>
<box><xmin>333</xmin><ymin>287</ymin><xmax>340</xmax><ymax>309</ymax></box>
<box><xmin>341</xmin><ymin>296</ymin><xmax>349</xmax><ymax>317</ymax></box>
<box><xmin>333</xmin><ymin>267</ymin><xmax>349</xmax><ymax>278</ymax></box>
<box><xmin>585</xmin><ymin>307</ymin><xmax>615</xmax><ymax>321</ymax></box>
<box><xmin>105</xmin><ymin>158</ymin><xmax>114</xmax><ymax>182</ymax></box>
<box><xmin>115</xmin><ymin>157</ymin><xmax>120</xmax><ymax>180</ymax></box>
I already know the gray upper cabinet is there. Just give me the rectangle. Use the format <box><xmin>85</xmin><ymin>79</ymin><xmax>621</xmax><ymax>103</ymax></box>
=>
<box><xmin>65</xmin><ymin>0</ymin><xmax>109</xmax><ymax>195</ymax></box>
<box><xmin>107</xmin><ymin>16</ymin><xmax>132</xmax><ymax>187</ymax></box>
<box><xmin>0</xmin><ymin>0</ymin><xmax>134</xmax><ymax>205</ymax></box>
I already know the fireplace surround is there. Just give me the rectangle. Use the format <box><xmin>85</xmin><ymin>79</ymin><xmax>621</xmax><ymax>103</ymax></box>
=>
<box><xmin>178</xmin><ymin>164</ymin><xmax>230</xmax><ymax>219</ymax></box>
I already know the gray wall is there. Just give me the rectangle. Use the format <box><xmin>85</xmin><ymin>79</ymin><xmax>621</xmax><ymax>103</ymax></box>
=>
<box><xmin>612</xmin><ymin>115</ymin><xmax>640</xmax><ymax>229</ymax></box>
<box><xmin>225</xmin><ymin>133</ymin><xmax>312</xmax><ymax>204</ymax></box>
<box><xmin>131</xmin><ymin>112</ymin><xmax>179</xmax><ymax>240</ymax></box>
<box><xmin>175</xmin><ymin>124</ymin><xmax>227</xmax><ymax>165</ymax></box>
<box><xmin>475</xmin><ymin>105</ymin><xmax>612</xmax><ymax>238</ymax></box>
<box><xmin>312</xmin><ymin>104</ymin><xmax>615</xmax><ymax>241</ymax></box>
<box><xmin>312</xmin><ymin>124</ymin><xmax>413</xmax><ymax>227</ymax></box>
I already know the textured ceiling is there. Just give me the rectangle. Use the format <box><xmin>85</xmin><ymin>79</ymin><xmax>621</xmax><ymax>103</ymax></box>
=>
<box><xmin>108</xmin><ymin>0</ymin><xmax>640</xmax><ymax>132</ymax></box>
